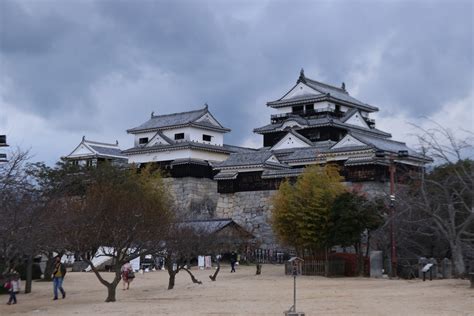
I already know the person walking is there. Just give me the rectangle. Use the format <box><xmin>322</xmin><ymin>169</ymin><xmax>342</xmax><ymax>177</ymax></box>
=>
<box><xmin>121</xmin><ymin>262</ymin><xmax>134</xmax><ymax>290</ymax></box>
<box><xmin>52</xmin><ymin>256</ymin><xmax>66</xmax><ymax>300</ymax></box>
<box><xmin>230</xmin><ymin>251</ymin><xmax>237</xmax><ymax>273</ymax></box>
<box><xmin>5</xmin><ymin>272</ymin><xmax>21</xmax><ymax>305</ymax></box>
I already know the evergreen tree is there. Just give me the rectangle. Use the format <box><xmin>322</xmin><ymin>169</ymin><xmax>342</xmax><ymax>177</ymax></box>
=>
<box><xmin>271</xmin><ymin>165</ymin><xmax>345</xmax><ymax>255</ymax></box>
<box><xmin>328</xmin><ymin>192</ymin><xmax>383</xmax><ymax>275</ymax></box>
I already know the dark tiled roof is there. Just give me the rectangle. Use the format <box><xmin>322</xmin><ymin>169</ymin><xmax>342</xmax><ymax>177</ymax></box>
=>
<box><xmin>65</xmin><ymin>137</ymin><xmax>126</xmax><ymax>160</ymax></box>
<box><xmin>305</xmin><ymin>78</ymin><xmax>378</xmax><ymax>111</ymax></box>
<box><xmin>127</xmin><ymin>106</ymin><xmax>230</xmax><ymax>133</ymax></box>
<box><xmin>214</xmin><ymin>151</ymin><xmax>273</xmax><ymax>168</ymax></box>
<box><xmin>344</xmin><ymin>157</ymin><xmax>386</xmax><ymax>166</ymax></box>
<box><xmin>214</xmin><ymin>171</ymin><xmax>239</xmax><ymax>180</ymax></box>
<box><xmin>223</xmin><ymin>144</ymin><xmax>258</xmax><ymax>153</ymax></box>
<box><xmin>282</xmin><ymin>147</ymin><xmax>329</xmax><ymax>162</ymax></box>
<box><xmin>89</xmin><ymin>145</ymin><xmax>126</xmax><ymax>158</ymax></box>
<box><xmin>254</xmin><ymin>116</ymin><xmax>326</xmax><ymax>133</ymax></box>
<box><xmin>254</xmin><ymin>116</ymin><xmax>391</xmax><ymax>138</ymax></box>
<box><xmin>267</xmin><ymin>74</ymin><xmax>379</xmax><ymax>112</ymax></box>
<box><xmin>214</xmin><ymin>150</ymin><xmax>290</xmax><ymax>169</ymax></box>
<box><xmin>180</xmin><ymin>218</ymin><xmax>253</xmax><ymax>236</ymax></box>
<box><xmin>352</xmin><ymin>133</ymin><xmax>408</xmax><ymax>153</ymax></box>
<box><xmin>170</xmin><ymin>158</ymin><xmax>210</xmax><ymax>166</ymax></box>
<box><xmin>261</xmin><ymin>168</ymin><xmax>303</xmax><ymax>179</ymax></box>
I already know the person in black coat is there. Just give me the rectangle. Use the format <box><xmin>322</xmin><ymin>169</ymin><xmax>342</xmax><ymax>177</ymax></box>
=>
<box><xmin>230</xmin><ymin>251</ymin><xmax>237</xmax><ymax>273</ymax></box>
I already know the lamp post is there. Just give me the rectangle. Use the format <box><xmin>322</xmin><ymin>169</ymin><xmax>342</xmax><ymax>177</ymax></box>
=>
<box><xmin>376</xmin><ymin>150</ymin><xmax>408</xmax><ymax>278</ymax></box>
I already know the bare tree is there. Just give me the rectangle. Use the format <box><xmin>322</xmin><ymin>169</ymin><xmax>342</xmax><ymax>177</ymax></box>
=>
<box><xmin>162</xmin><ymin>219</ymin><xmax>250</xmax><ymax>289</ymax></box>
<box><xmin>0</xmin><ymin>149</ymin><xmax>54</xmax><ymax>293</ymax></box>
<box><xmin>161</xmin><ymin>224</ymin><xmax>210</xmax><ymax>290</ymax></box>
<box><xmin>49</xmin><ymin>164</ymin><xmax>173</xmax><ymax>302</ymax></box>
<box><xmin>396</xmin><ymin>124</ymin><xmax>473</xmax><ymax>276</ymax></box>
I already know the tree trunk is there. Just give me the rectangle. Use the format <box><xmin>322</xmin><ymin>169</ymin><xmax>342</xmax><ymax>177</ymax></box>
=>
<box><xmin>324</xmin><ymin>247</ymin><xmax>329</xmax><ymax>277</ymax></box>
<box><xmin>451</xmin><ymin>241</ymin><xmax>466</xmax><ymax>277</ymax></box>
<box><xmin>105</xmin><ymin>284</ymin><xmax>117</xmax><ymax>302</ymax></box>
<box><xmin>104</xmin><ymin>270</ymin><xmax>122</xmax><ymax>302</ymax></box>
<box><xmin>256</xmin><ymin>263</ymin><xmax>262</xmax><ymax>275</ymax></box>
<box><xmin>209</xmin><ymin>256</ymin><xmax>220</xmax><ymax>281</ymax></box>
<box><xmin>365</xmin><ymin>231</ymin><xmax>371</xmax><ymax>258</ymax></box>
<box><xmin>25</xmin><ymin>255</ymin><xmax>33</xmax><ymax>293</ymax></box>
<box><xmin>182</xmin><ymin>267</ymin><xmax>202</xmax><ymax>284</ymax></box>
<box><xmin>356</xmin><ymin>242</ymin><xmax>364</xmax><ymax>277</ymax></box>
<box><xmin>44</xmin><ymin>253</ymin><xmax>55</xmax><ymax>281</ymax></box>
<box><xmin>168</xmin><ymin>270</ymin><xmax>176</xmax><ymax>290</ymax></box>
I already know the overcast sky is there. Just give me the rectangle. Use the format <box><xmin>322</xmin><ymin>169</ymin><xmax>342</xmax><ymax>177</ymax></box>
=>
<box><xmin>1</xmin><ymin>0</ymin><xmax>472</xmax><ymax>165</ymax></box>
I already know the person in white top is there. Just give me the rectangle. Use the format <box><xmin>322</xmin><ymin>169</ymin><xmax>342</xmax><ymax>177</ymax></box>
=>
<box><xmin>121</xmin><ymin>262</ymin><xmax>134</xmax><ymax>290</ymax></box>
<box><xmin>5</xmin><ymin>271</ymin><xmax>21</xmax><ymax>305</ymax></box>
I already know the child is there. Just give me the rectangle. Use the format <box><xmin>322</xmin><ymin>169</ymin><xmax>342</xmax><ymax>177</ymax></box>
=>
<box><xmin>5</xmin><ymin>273</ymin><xmax>21</xmax><ymax>305</ymax></box>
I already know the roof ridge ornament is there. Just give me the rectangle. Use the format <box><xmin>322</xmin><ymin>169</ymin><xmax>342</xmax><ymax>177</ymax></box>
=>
<box><xmin>341</xmin><ymin>82</ymin><xmax>346</xmax><ymax>91</ymax></box>
<box><xmin>82</xmin><ymin>135</ymin><xmax>86</xmax><ymax>141</ymax></box>
<box><xmin>151</xmin><ymin>111</ymin><xmax>155</xmax><ymax>118</ymax></box>
<box><xmin>297</xmin><ymin>68</ymin><xmax>306</xmax><ymax>84</ymax></box>
<box><xmin>204</xmin><ymin>103</ymin><xmax>208</xmax><ymax>110</ymax></box>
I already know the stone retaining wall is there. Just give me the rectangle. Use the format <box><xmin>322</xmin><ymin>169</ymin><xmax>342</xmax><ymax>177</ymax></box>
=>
<box><xmin>216</xmin><ymin>190</ymin><xmax>278</xmax><ymax>249</ymax></box>
<box><xmin>163</xmin><ymin>177</ymin><xmax>218</xmax><ymax>219</ymax></box>
<box><xmin>165</xmin><ymin>177</ymin><xmax>390</xmax><ymax>248</ymax></box>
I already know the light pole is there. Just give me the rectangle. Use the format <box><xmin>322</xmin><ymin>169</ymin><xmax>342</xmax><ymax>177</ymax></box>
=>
<box><xmin>376</xmin><ymin>149</ymin><xmax>408</xmax><ymax>278</ymax></box>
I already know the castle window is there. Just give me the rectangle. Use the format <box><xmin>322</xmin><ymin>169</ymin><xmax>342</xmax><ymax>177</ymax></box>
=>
<box><xmin>305</xmin><ymin>104</ymin><xmax>314</xmax><ymax>111</ymax></box>
<box><xmin>174</xmin><ymin>133</ymin><xmax>185</xmax><ymax>140</ymax></box>
<box><xmin>202</xmin><ymin>134</ymin><xmax>212</xmax><ymax>142</ymax></box>
<box><xmin>139</xmin><ymin>137</ymin><xmax>148</xmax><ymax>144</ymax></box>
<box><xmin>292</xmin><ymin>105</ymin><xmax>304</xmax><ymax>114</ymax></box>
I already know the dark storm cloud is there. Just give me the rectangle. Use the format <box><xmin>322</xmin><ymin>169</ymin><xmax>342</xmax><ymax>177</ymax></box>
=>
<box><xmin>0</xmin><ymin>0</ymin><xmax>472</xmax><ymax>164</ymax></box>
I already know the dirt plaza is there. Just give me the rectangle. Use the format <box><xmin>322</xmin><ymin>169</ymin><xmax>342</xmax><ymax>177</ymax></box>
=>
<box><xmin>1</xmin><ymin>264</ymin><xmax>472</xmax><ymax>316</ymax></box>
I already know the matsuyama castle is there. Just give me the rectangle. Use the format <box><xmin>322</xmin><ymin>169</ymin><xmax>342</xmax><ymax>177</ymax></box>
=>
<box><xmin>65</xmin><ymin>69</ymin><xmax>429</xmax><ymax>205</ymax></box>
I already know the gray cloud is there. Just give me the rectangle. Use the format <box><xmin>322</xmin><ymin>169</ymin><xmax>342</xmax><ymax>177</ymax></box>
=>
<box><xmin>0</xmin><ymin>0</ymin><xmax>472</xmax><ymax>165</ymax></box>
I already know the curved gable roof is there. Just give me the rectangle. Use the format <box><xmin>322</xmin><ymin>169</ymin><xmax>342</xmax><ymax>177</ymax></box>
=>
<box><xmin>127</xmin><ymin>106</ymin><xmax>230</xmax><ymax>133</ymax></box>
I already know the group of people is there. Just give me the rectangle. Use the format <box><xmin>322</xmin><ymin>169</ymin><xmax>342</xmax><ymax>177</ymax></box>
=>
<box><xmin>4</xmin><ymin>253</ymin><xmax>239</xmax><ymax>305</ymax></box>
<box><xmin>3</xmin><ymin>256</ymin><xmax>67</xmax><ymax>305</ymax></box>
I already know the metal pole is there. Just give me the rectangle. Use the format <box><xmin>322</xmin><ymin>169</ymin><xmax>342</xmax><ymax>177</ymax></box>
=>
<box><xmin>389</xmin><ymin>159</ymin><xmax>397</xmax><ymax>278</ymax></box>
<box><xmin>293</xmin><ymin>274</ymin><xmax>296</xmax><ymax>312</ymax></box>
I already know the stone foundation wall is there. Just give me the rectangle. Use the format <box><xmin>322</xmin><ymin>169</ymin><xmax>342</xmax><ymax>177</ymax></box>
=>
<box><xmin>215</xmin><ymin>181</ymin><xmax>390</xmax><ymax>249</ymax></box>
<box><xmin>215</xmin><ymin>190</ymin><xmax>278</xmax><ymax>249</ymax></box>
<box><xmin>164</xmin><ymin>177</ymin><xmax>390</xmax><ymax>249</ymax></box>
<box><xmin>163</xmin><ymin>177</ymin><xmax>218</xmax><ymax>219</ymax></box>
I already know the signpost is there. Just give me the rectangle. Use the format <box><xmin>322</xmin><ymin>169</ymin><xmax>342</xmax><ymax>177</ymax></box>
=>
<box><xmin>422</xmin><ymin>263</ymin><xmax>434</xmax><ymax>281</ymax></box>
<box><xmin>285</xmin><ymin>257</ymin><xmax>305</xmax><ymax>316</ymax></box>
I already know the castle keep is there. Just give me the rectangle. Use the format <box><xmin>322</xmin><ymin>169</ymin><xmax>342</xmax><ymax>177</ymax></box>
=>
<box><xmin>64</xmin><ymin>70</ymin><xmax>430</xmax><ymax>248</ymax></box>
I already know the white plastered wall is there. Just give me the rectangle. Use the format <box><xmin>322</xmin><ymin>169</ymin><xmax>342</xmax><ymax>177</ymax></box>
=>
<box><xmin>271</xmin><ymin>133</ymin><xmax>311</xmax><ymax>150</ymax></box>
<box><xmin>282</xmin><ymin>82</ymin><xmax>320</xmax><ymax>100</ymax></box>
<box><xmin>68</xmin><ymin>144</ymin><xmax>94</xmax><ymax>157</ymax></box>
<box><xmin>345</xmin><ymin>111</ymin><xmax>369</xmax><ymax>129</ymax></box>
<box><xmin>127</xmin><ymin>149</ymin><xmax>229</xmax><ymax>164</ymax></box>
<box><xmin>162</xmin><ymin>127</ymin><xmax>224</xmax><ymax>146</ymax></box>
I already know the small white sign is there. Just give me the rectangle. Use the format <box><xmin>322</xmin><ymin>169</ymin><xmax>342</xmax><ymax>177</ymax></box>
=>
<box><xmin>130</xmin><ymin>257</ymin><xmax>140</xmax><ymax>272</ymax></box>
<box><xmin>422</xmin><ymin>263</ymin><xmax>433</xmax><ymax>272</ymax></box>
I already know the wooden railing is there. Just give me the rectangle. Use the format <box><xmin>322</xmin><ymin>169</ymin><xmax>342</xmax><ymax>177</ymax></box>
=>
<box><xmin>285</xmin><ymin>259</ymin><xmax>346</xmax><ymax>276</ymax></box>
